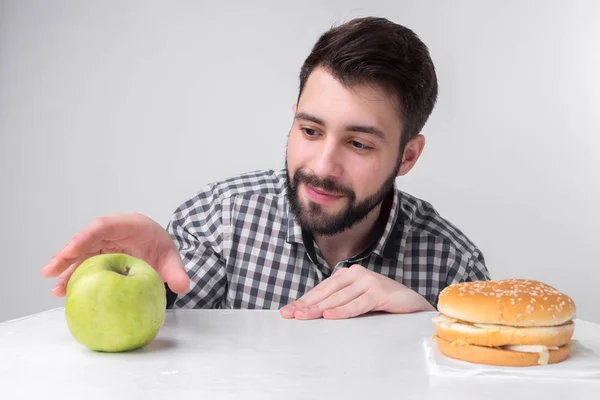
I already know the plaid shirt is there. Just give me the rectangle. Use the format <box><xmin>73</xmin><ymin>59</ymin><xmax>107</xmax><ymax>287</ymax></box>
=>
<box><xmin>165</xmin><ymin>169</ymin><xmax>490</xmax><ymax>310</ymax></box>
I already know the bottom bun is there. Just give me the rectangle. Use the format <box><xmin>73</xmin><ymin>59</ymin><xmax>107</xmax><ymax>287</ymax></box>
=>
<box><xmin>435</xmin><ymin>335</ymin><xmax>571</xmax><ymax>367</ymax></box>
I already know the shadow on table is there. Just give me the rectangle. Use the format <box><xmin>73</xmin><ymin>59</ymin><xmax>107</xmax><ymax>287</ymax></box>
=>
<box><xmin>132</xmin><ymin>338</ymin><xmax>178</xmax><ymax>354</ymax></box>
<box><xmin>86</xmin><ymin>338</ymin><xmax>179</xmax><ymax>356</ymax></box>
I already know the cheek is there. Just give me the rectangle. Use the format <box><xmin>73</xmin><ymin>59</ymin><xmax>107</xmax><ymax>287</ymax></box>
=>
<box><xmin>287</xmin><ymin>131</ymin><xmax>308</xmax><ymax>168</ymax></box>
<box><xmin>345</xmin><ymin>156</ymin><xmax>392</xmax><ymax>196</ymax></box>
<box><xmin>348</xmin><ymin>163</ymin><xmax>375</xmax><ymax>195</ymax></box>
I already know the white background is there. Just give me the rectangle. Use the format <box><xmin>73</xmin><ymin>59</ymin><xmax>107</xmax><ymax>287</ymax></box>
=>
<box><xmin>1</xmin><ymin>0</ymin><xmax>598</xmax><ymax>323</ymax></box>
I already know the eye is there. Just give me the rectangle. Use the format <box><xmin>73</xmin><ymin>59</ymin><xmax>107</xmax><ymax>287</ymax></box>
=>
<box><xmin>350</xmin><ymin>141</ymin><xmax>373</xmax><ymax>151</ymax></box>
<box><xmin>302</xmin><ymin>128</ymin><xmax>319</xmax><ymax>137</ymax></box>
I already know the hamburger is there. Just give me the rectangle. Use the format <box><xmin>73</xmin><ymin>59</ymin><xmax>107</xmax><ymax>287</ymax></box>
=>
<box><xmin>433</xmin><ymin>278</ymin><xmax>576</xmax><ymax>367</ymax></box>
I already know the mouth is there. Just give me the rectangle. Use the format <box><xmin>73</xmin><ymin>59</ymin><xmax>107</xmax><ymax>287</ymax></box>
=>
<box><xmin>304</xmin><ymin>184</ymin><xmax>345</xmax><ymax>205</ymax></box>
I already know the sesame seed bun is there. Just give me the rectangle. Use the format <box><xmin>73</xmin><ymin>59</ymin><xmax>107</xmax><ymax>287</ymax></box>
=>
<box><xmin>432</xmin><ymin>279</ymin><xmax>577</xmax><ymax>366</ymax></box>
<box><xmin>437</xmin><ymin>279</ymin><xmax>576</xmax><ymax>327</ymax></box>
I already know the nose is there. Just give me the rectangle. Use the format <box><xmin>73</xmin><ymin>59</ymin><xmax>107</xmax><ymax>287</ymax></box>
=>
<box><xmin>312</xmin><ymin>138</ymin><xmax>343</xmax><ymax>179</ymax></box>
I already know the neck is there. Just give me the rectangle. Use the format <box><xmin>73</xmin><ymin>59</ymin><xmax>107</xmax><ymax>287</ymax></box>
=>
<box><xmin>314</xmin><ymin>192</ymin><xmax>392</xmax><ymax>268</ymax></box>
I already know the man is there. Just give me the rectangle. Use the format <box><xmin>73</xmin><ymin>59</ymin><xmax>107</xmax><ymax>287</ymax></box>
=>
<box><xmin>41</xmin><ymin>17</ymin><xmax>490</xmax><ymax>320</ymax></box>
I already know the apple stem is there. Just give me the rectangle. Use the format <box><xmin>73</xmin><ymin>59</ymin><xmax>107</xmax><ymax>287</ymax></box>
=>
<box><xmin>122</xmin><ymin>266</ymin><xmax>131</xmax><ymax>276</ymax></box>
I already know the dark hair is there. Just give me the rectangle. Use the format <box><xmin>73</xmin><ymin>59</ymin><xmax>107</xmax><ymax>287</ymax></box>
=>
<box><xmin>298</xmin><ymin>17</ymin><xmax>438</xmax><ymax>151</ymax></box>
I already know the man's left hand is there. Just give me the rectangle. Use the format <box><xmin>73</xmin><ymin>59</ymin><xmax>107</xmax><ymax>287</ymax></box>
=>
<box><xmin>279</xmin><ymin>264</ymin><xmax>436</xmax><ymax>320</ymax></box>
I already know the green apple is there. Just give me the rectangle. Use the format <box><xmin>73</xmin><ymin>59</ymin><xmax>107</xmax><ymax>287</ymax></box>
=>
<box><xmin>65</xmin><ymin>253</ymin><xmax>166</xmax><ymax>352</ymax></box>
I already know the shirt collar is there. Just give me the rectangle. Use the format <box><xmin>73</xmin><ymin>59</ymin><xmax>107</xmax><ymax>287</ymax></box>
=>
<box><xmin>286</xmin><ymin>208</ymin><xmax>304</xmax><ymax>245</ymax></box>
<box><xmin>371</xmin><ymin>187</ymin><xmax>403</xmax><ymax>259</ymax></box>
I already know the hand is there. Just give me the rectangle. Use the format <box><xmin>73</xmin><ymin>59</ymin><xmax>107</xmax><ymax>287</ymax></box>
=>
<box><xmin>41</xmin><ymin>213</ymin><xmax>190</xmax><ymax>297</ymax></box>
<box><xmin>279</xmin><ymin>264</ymin><xmax>435</xmax><ymax>320</ymax></box>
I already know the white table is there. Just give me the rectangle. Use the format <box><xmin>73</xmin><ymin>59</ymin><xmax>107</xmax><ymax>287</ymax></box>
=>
<box><xmin>1</xmin><ymin>309</ymin><xmax>598</xmax><ymax>399</ymax></box>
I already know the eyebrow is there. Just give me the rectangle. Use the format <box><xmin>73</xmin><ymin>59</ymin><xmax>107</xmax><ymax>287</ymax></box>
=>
<box><xmin>294</xmin><ymin>112</ymin><xmax>387</xmax><ymax>142</ymax></box>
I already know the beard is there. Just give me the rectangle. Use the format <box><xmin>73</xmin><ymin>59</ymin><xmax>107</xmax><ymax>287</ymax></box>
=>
<box><xmin>285</xmin><ymin>161</ymin><xmax>399</xmax><ymax>236</ymax></box>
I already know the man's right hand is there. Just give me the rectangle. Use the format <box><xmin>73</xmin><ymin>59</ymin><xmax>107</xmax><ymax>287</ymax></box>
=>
<box><xmin>41</xmin><ymin>213</ymin><xmax>190</xmax><ymax>297</ymax></box>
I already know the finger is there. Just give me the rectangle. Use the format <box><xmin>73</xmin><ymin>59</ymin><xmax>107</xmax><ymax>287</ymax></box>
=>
<box><xmin>41</xmin><ymin>213</ymin><xmax>143</xmax><ymax>278</ymax></box>
<box><xmin>280</xmin><ymin>267</ymin><xmax>360</xmax><ymax>318</ymax></box>
<box><xmin>295</xmin><ymin>268</ymin><xmax>354</xmax><ymax>307</ymax></box>
<box><xmin>294</xmin><ymin>282</ymin><xmax>367</xmax><ymax>320</ymax></box>
<box><xmin>41</xmin><ymin>244</ymin><xmax>81</xmax><ymax>278</ymax></box>
<box><xmin>322</xmin><ymin>291</ymin><xmax>377</xmax><ymax>320</ymax></box>
<box><xmin>279</xmin><ymin>304</ymin><xmax>296</xmax><ymax>319</ymax></box>
<box><xmin>157</xmin><ymin>249</ymin><xmax>190</xmax><ymax>294</ymax></box>
<box><xmin>280</xmin><ymin>298</ymin><xmax>310</xmax><ymax>319</ymax></box>
<box><xmin>50</xmin><ymin>258</ymin><xmax>86</xmax><ymax>297</ymax></box>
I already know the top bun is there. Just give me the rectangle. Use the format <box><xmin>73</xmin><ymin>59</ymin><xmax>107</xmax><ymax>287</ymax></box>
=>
<box><xmin>437</xmin><ymin>279</ymin><xmax>576</xmax><ymax>327</ymax></box>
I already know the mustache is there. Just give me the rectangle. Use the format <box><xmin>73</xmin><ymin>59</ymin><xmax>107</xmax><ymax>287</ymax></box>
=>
<box><xmin>293</xmin><ymin>170</ymin><xmax>354</xmax><ymax>198</ymax></box>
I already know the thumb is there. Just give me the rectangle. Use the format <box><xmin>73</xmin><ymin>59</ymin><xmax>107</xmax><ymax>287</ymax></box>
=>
<box><xmin>159</xmin><ymin>250</ymin><xmax>190</xmax><ymax>294</ymax></box>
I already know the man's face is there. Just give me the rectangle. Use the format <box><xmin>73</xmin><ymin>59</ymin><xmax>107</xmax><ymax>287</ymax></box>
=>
<box><xmin>286</xmin><ymin>67</ymin><xmax>404</xmax><ymax>236</ymax></box>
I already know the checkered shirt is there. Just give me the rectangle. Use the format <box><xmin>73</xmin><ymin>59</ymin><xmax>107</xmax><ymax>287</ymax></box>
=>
<box><xmin>165</xmin><ymin>169</ymin><xmax>490</xmax><ymax>310</ymax></box>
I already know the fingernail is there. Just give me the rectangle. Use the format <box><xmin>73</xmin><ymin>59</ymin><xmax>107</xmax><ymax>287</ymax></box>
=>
<box><xmin>281</xmin><ymin>303</ymin><xmax>296</xmax><ymax>314</ymax></box>
<box><xmin>53</xmin><ymin>279</ymin><xmax>65</xmax><ymax>290</ymax></box>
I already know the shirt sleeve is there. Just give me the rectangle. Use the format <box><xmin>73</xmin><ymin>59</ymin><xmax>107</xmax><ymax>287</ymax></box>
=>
<box><xmin>432</xmin><ymin>247</ymin><xmax>491</xmax><ymax>309</ymax></box>
<box><xmin>165</xmin><ymin>184</ymin><xmax>229</xmax><ymax>309</ymax></box>
<box><xmin>464</xmin><ymin>247</ymin><xmax>491</xmax><ymax>282</ymax></box>
<box><xmin>446</xmin><ymin>246</ymin><xmax>491</xmax><ymax>287</ymax></box>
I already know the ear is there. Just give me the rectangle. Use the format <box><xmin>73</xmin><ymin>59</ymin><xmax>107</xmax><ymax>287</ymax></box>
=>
<box><xmin>397</xmin><ymin>135</ymin><xmax>426</xmax><ymax>177</ymax></box>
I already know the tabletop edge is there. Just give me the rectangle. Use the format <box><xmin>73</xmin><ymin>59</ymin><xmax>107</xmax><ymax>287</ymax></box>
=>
<box><xmin>0</xmin><ymin>307</ymin><xmax>64</xmax><ymax>326</ymax></box>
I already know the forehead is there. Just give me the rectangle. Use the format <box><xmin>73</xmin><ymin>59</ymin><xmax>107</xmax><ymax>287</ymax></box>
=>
<box><xmin>297</xmin><ymin>67</ymin><xmax>404</xmax><ymax>140</ymax></box>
